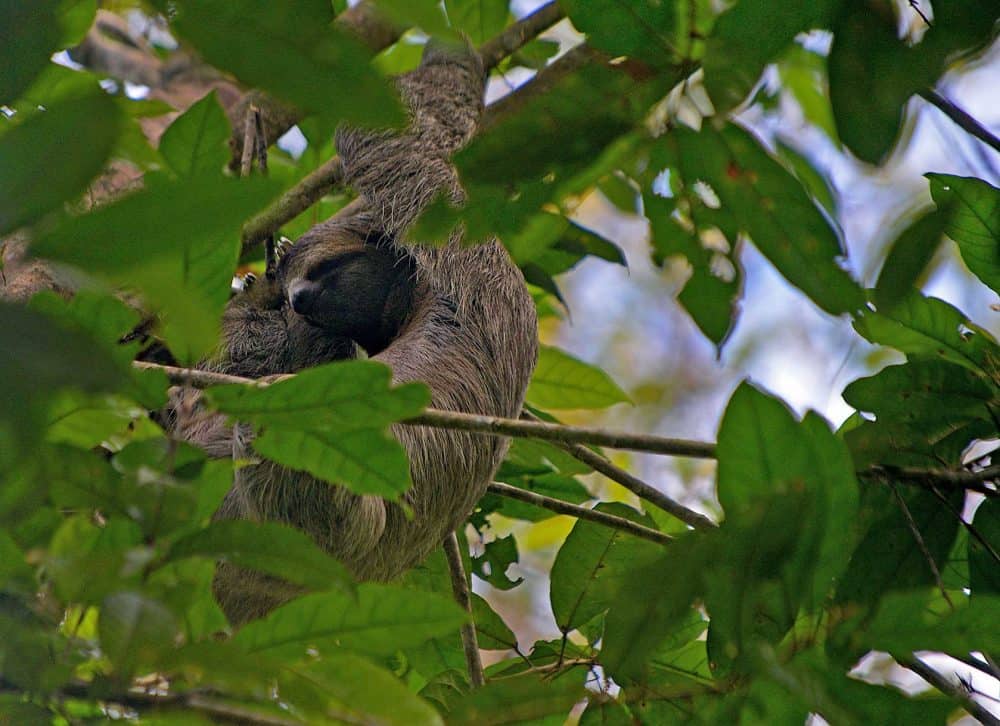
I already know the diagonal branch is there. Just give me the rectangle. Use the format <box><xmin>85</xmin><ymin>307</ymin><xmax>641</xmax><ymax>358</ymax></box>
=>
<box><xmin>919</xmin><ymin>89</ymin><xmax>1000</xmax><ymax>154</ymax></box>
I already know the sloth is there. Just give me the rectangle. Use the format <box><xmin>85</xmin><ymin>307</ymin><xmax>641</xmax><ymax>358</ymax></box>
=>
<box><xmin>172</xmin><ymin>44</ymin><xmax>538</xmax><ymax>624</ymax></box>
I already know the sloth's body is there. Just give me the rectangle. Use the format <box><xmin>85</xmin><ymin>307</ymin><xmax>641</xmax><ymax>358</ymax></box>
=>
<box><xmin>173</xmin><ymin>46</ymin><xmax>537</xmax><ymax>624</ymax></box>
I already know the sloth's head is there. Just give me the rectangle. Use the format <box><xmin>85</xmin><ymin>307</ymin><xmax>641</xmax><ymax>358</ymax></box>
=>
<box><xmin>278</xmin><ymin>229</ymin><xmax>416</xmax><ymax>355</ymax></box>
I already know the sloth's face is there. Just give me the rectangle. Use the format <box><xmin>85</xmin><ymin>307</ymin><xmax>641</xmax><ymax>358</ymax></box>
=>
<box><xmin>278</xmin><ymin>231</ymin><xmax>415</xmax><ymax>355</ymax></box>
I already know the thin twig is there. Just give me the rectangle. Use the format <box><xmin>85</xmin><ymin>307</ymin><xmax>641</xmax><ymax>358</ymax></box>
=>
<box><xmin>890</xmin><ymin>482</ymin><xmax>953</xmax><ymax>610</ymax></box>
<box><xmin>897</xmin><ymin>655</ymin><xmax>1000</xmax><ymax>726</ymax></box>
<box><xmin>929</xmin><ymin>485</ymin><xmax>1000</xmax><ymax>567</ymax></box>
<box><xmin>521</xmin><ymin>411</ymin><xmax>715</xmax><ymax>531</ymax></box>
<box><xmin>863</xmin><ymin>465</ymin><xmax>998</xmax><ymax>498</ymax></box>
<box><xmin>443</xmin><ymin>532</ymin><xmax>485</xmax><ymax>688</ymax></box>
<box><xmin>240</xmin><ymin>104</ymin><xmax>258</xmax><ymax>177</ymax></box>
<box><xmin>952</xmin><ymin>653</ymin><xmax>1000</xmax><ymax>681</ymax></box>
<box><xmin>919</xmin><ymin>89</ymin><xmax>1000</xmax><ymax>154</ymax></box>
<box><xmin>488</xmin><ymin>482</ymin><xmax>673</xmax><ymax>545</ymax></box>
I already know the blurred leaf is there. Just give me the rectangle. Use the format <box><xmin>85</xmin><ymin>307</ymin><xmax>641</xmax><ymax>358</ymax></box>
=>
<box><xmin>776</xmin><ymin>45</ymin><xmax>838</xmax><ymax>143</ymax></box>
<box><xmin>928</xmin><ymin>173</ymin><xmax>1000</xmax><ymax>293</ymax></box>
<box><xmin>57</xmin><ymin>0</ymin><xmax>98</xmax><ymax>47</ymax></box>
<box><xmin>446</xmin><ymin>673</ymin><xmax>584</xmax><ymax>726</ymax></box>
<box><xmin>561</xmin><ymin>0</ymin><xmax>679</xmax><ymax>67</ymax></box>
<box><xmin>874</xmin><ymin>206</ymin><xmax>953</xmax><ymax>311</ymax></box>
<box><xmin>48</xmin><ymin>516</ymin><xmax>145</xmax><ymax>603</ymax></box>
<box><xmin>829</xmin><ymin>0</ymin><xmax>998</xmax><ymax>164</ymax></box>
<box><xmin>167</xmin><ymin>0</ymin><xmax>403</xmax><ymax>127</ymax></box>
<box><xmin>375</xmin><ymin>0</ymin><xmax>455</xmax><ymax>39</ymax></box>
<box><xmin>234</xmin><ymin>583</ymin><xmax>466</xmax><ymax>657</ymax></box>
<box><xmin>662</xmin><ymin>124</ymin><xmax>863</xmax><ymax>316</ymax></box>
<box><xmin>280</xmin><ymin>653</ymin><xmax>444</xmax><ymax>726</ymax></box>
<box><xmin>0</xmin><ymin>87</ymin><xmax>123</xmax><ymax>235</ymax></box>
<box><xmin>0</xmin><ymin>1</ymin><xmax>61</xmax><ymax>104</ymax></box>
<box><xmin>969</xmin><ymin>498</ymin><xmax>1000</xmax><ymax>597</ymax></box>
<box><xmin>99</xmin><ymin>591</ymin><xmax>180</xmax><ymax>678</ymax></box>
<box><xmin>166</xmin><ymin>520</ymin><xmax>353</xmax><ymax>593</ymax></box>
<box><xmin>527</xmin><ymin>345</ymin><xmax>629</xmax><ymax>410</ymax></box>
<box><xmin>550</xmin><ymin>503</ymin><xmax>662</xmax><ymax>632</ymax></box>
<box><xmin>853</xmin><ymin>292</ymin><xmax>1000</xmax><ymax>374</ymax></box>
<box><xmin>444</xmin><ymin>0</ymin><xmax>508</xmax><ymax>45</ymax></box>
<box><xmin>471</xmin><ymin>534</ymin><xmax>523</xmax><ymax>590</ymax></box>
<box><xmin>159</xmin><ymin>91</ymin><xmax>230</xmax><ymax>178</ymax></box>
<box><xmin>703</xmin><ymin>1</ymin><xmax>838</xmax><ymax>112</ymax></box>
<box><xmin>472</xmin><ymin>594</ymin><xmax>517</xmax><ymax>651</ymax></box>
<box><xmin>862</xmin><ymin>590</ymin><xmax>1000</xmax><ymax>654</ymax></box>
<box><xmin>33</xmin><ymin>174</ymin><xmax>281</xmax><ymax>362</ymax></box>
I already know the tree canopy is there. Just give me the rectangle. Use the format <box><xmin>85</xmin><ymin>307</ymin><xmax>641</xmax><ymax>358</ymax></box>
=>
<box><xmin>1</xmin><ymin>1</ymin><xmax>999</xmax><ymax>723</ymax></box>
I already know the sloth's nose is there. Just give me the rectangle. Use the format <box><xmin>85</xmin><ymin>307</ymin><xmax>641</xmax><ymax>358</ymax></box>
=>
<box><xmin>288</xmin><ymin>279</ymin><xmax>321</xmax><ymax>315</ymax></box>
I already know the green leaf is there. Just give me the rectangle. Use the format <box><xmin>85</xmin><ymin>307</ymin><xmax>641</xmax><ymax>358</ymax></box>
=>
<box><xmin>375</xmin><ymin>0</ymin><xmax>456</xmax><ymax>39</ymax></box>
<box><xmin>703</xmin><ymin>0</ymin><xmax>839</xmax><ymax>112</ymax></box>
<box><xmin>233</xmin><ymin>583</ymin><xmax>467</xmax><ymax>657</ymax></box>
<box><xmin>863</xmin><ymin>591</ymin><xmax>1000</xmax><ymax>654</ymax></box>
<box><xmin>527</xmin><ymin>345</ymin><xmax>629</xmax><ymax>410</ymax></box>
<box><xmin>168</xmin><ymin>0</ymin><xmax>402</xmax><ymax>128</ymax></box>
<box><xmin>0</xmin><ymin>87</ymin><xmax>123</xmax><ymax>235</ymax></box>
<box><xmin>99</xmin><ymin>591</ymin><xmax>180</xmax><ymax>677</ymax></box>
<box><xmin>444</xmin><ymin>0</ymin><xmax>509</xmax><ymax>45</ymax></box>
<box><xmin>32</xmin><ymin>174</ymin><xmax>281</xmax><ymax>362</ymax></box>
<box><xmin>561</xmin><ymin>0</ymin><xmax>679</xmax><ymax>67</ymax></box>
<box><xmin>0</xmin><ymin>1</ymin><xmax>61</xmax><ymax>104</ymax></box>
<box><xmin>550</xmin><ymin>503</ymin><xmax>663</xmax><ymax>632</ymax></box>
<box><xmin>835</xmin><ymin>485</ymin><xmax>964</xmax><ymax>607</ymax></box>
<box><xmin>853</xmin><ymin>292</ymin><xmax>1000</xmax><ymax>374</ymax></box>
<box><xmin>928</xmin><ymin>174</ymin><xmax>1000</xmax><ymax>293</ymax></box>
<box><xmin>664</xmin><ymin>124</ymin><xmax>864</xmax><ymax>316</ymax></box>
<box><xmin>446</xmin><ymin>673</ymin><xmax>584</xmax><ymax>726</ymax></box>
<box><xmin>471</xmin><ymin>534</ymin><xmax>523</xmax><ymax>590</ymax></box>
<box><xmin>206</xmin><ymin>361</ymin><xmax>429</xmax><ymax>497</ymax></box>
<box><xmin>969</xmin><ymin>498</ymin><xmax>1000</xmax><ymax>597</ymax></box>
<box><xmin>280</xmin><ymin>654</ymin><xmax>444</xmax><ymax>726</ymax></box>
<box><xmin>874</xmin><ymin>206</ymin><xmax>953</xmax><ymax>311</ymax></box>
<box><xmin>166</xmin><ymin>520</ymin><xmax>353</xmax><ymax>593</ymax></box>
<box><xmin>159</xmin><ymin>91</ymin><xmax>230</xmax><ymax>178</ymax></box>
<box><xmin>472</xmin><ymin>594</ymin><xmax>517</xmax><ymax>651</ymax></box>
<box><xmin>57</xmin><ymin>0</ymin><xmax>98</xmax><ymax>47</ymax></box>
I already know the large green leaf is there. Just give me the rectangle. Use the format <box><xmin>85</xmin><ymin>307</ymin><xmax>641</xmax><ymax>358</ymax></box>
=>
<box><xmin>445</xmin><ymin>673</ymin><xmax>585</xmax><ymax>726</ymax></box>
<box><xmin>873</xmin><ymin>205</ymin><xmax>953</xmax><ymax>311</ymax></box>
<box><xmin>279</xmin><ymin>654</ymin><xmax>444</xmax><ymax>726</ymax></box>
<box><xmin>472</xmin><ymin>593</ymin><xmax>517</xmax><ymax>651</ymax></box>
<box><xmin>526</xmin><ymin>345</ymin><xmax>629</xmax><ymax>410</ymax></box>
<box><xmin>0</xmin><ymin>1</ymin><xmax>61</xmax><ymax>104</ymax></box>
<box><xmin>99</xmin><ymin>591</ymin><xmax>180</xmax><ymax>678</ymax></box>
<box><xmin>853</xmin><ymin>292</ymin><xmax>1000</xmax><ymax>375</ymax></box>
<box><xmin>167</xmin><ymin>0</ymin><xmax>402</xmax><ymax>128</ymax></box>
<box><xmin>703</xmin><ymin>0</ymin><xmax>839</xmax><ymax>112</ymax></box>
<box><xmin>159</xmin><ymin>91</ymin><xmax>230</xmax><ymax>179</ymax></box>
<box><xmin>206</xmin><ymin>361</ymin><xmax>429</xmax><ymax>497</ymax></box>
<box><xmin>550</xmin><ymin>502</ymin><xmax>663</xmax><ymax>632</ymax></box>
<box><xmin>561</xmin><ymin>0</ymin><xmax>680</xmax><ymax>67</ymax></box>
<box><xmin>444</xmin><ymin>0</ymin><xmax>509</xmax><ymax>45</ymax></box>
<box><xmin>0</xmin><ymin>87</ymin><xmax>123</xmax><ymax>235</ymax></box>
<box><xmin>862</xmin><ymin>591</ymin><xmax>1000</xmax><ymax>654</ymax></box>
<box><xmin>664</xmin><ymin>124</ymin><xmax>863</xmax><ymax>316</ymax></box>
<box><xmin>233</xmin><ymin>583</ymin><xmax>466</xmax><ymax>657</ymax></box>
<box><xmin>166</xmin><ymin>520</ymin><xmax>352</xmax><ymax>593</ymax></box>
<box><xmin>32</xmin><ymin>174</ymin><xmax>281</xmax><ymax>362</ymax></box>
<box><xmin>969</xmin><ymin>498</ymin><xmax>1000</xmax><ymax>598</ymax></box>
<box><xmin>928</xmin><ymin>174</ymin><xmax>1000</xmax><ymax>293</ymax></box>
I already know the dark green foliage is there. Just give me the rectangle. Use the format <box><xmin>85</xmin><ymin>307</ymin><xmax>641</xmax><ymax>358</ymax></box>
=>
<box><xmin>2</xmin><ymin>1</ymin><xmax>999</xmax><ymax>722</ymax></box>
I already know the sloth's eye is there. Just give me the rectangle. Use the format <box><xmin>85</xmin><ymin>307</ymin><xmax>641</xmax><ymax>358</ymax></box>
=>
<box><xmin>306</xmin><ymin>251</ymin><xmax>366</xmax><ymax>282</ymax></box>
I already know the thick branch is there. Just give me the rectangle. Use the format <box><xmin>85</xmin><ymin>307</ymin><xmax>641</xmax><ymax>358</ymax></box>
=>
<box><xmin>919</xmin><ymin>89</ymin><xmax>1000</xmax><ymax>154</ymax></box>
<box><xmin>443</xmin><ymin>532</ymin><xmax>485</xmax><ymax>688</ymax></box>
<box><xmin>478</xmin><ymin>2</ymin><xmax>564</xmax><ymax>69</ymax></box>
<box><xmin>488</xmin><ymin>482</ymin><xmax>673</xmax><ymax>545</ymax></box>
<box><xmin>521</xmin><ymin>412</ymin><xmax>715</xmax><ymax>531</ymax></box>
<box><xmin>897</xmin><ymin>655</ymin><xmax>1000</xmax><ymax>726</ymax></box>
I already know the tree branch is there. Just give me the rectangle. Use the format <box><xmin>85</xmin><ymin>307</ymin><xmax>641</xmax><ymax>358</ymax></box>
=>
<box><xmin>863</xmin><ymin>465</ymin><xmax>999</xmax><ymax>498</ymax></box>
<box><xmin>521</xmin><ymin>411</ymin><xmax>716</xmax><ymax>531</ymax></box>
<box><xmin>919</xmin><ymin>89</ymin><xmax>1000</xmax><ymax>154</ymax></box>
<box><xmin>488</xmin><ymin>482</ymin><xmax>674</xmax><ymax>545</ymax></box>
<box><xmin>897</xmin><ymin>655</ymin><xmax>1000</xmax><ymax>726</ymax></box>
<box><xmin>443</xmin><ymin>531</ymin><xmax>485</xmax><ymax>688</ymax></box>
<box><xmin>240</xmin><ymin>5</ymin><xmax>570</xmax><ymax>251</ymax></box>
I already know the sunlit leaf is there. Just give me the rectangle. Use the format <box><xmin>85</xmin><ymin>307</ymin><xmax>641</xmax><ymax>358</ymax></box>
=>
<box><xmin>527</xmin><ymin>345</ymin><xmax>630</xmax><ymax>410</ymax></box>
<box><xmin>159</xmin><ymin>91</ymin><xmax>230</xmax><ymax>178</ymax></box>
